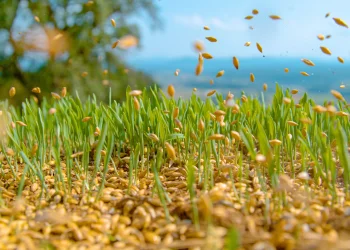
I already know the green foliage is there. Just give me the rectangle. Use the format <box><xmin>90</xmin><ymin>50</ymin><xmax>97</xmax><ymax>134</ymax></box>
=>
<box><xmin>0</xmin><ymin>0</ymin><xmax>160</xmax><ymax>105</ymax></box>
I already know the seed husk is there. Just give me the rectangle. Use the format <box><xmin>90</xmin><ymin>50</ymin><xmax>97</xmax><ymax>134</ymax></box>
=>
<box><xmin>250</xmin><ymin>73</ymin><xmax>255</xmax><ymax>82</ymax></box>
<box><xmin>216</xmin><ymin>70</ymin><xmax>224</xmax><ymax>78</ymax></box>
<box><xmin>333</xmin><ymin>17</ymin><xmax>348</xmax><ymax>28</ymax></box>
<box><xmin>9</xmin><ymin>87</ymin><xmax>16</xmax><ymax>97</ymax></box>
<box><xmin>206</xmin><ymin>36</ymin><xmax>217</xmax><ymax>42</ymax></box>
<box><xmin>34</xmin><ymin>16</ymin><xmax>40</xmax><ymax>22</ymax></box>
<box><xmin>202</xmin><ymin>53</ymin><xmax>213</xmax><ymax>59</ymax></box>
<box><xmin>326</xmin><ymin>34</ymin><xmax>331</xmax><ymax>39</ymax></box>
<box><xmin>340</xmin><ymin>84</ymin><xmax>345</xmax><ymax>89</ymax></box>
<box><xmin>256</xmin><ymin>43</ymin><xmax>263</xmax><ymax>53</ymax></box>
<box><xmin>320</xmin><ymin>46</ymin><xmax>332</xmax><ymax>55</ymax></box>
<box><xmin>167</xmin><ymin>85</ymin><xmax>175</xmax><ymax>97</ymax></box>
<box><xmin>325</xmin><ymin>13</ymin><xmax>330</xmax><ymax>18</ymax></box>
<box><xmin>129</xmin><ymin>90</ymin><xmax>142</xmax><ymax>96</ymax></box>
<box><xmin>233</xmin><ymin>57</ymin><xmax>239</xmax><ymax>70</ymax></box>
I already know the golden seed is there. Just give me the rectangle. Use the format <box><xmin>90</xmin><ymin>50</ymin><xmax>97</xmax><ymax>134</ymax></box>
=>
<box><xmin>94</xmin><ymin>127</ymin><xmax>101</xmax><ymax>136</ymax></box>
<box><xmin>244</xmin><ymin>42</ymin><xmax>251</xmax><ymax>47</ymax></box>
<box><xmin>209</xmin><ymin>79</ymin><xmax>214</xmax><ymax>85</ymax></box>
<box><xmin>263</xmin><ymin>83</ymin><xmax>268</xmax><ymax>91</ymax></box>
<box><xmin>16</xmin><ymin>121</ymin><xmax>27</xmax><ymax>127</ymax></box>
<box><xmin>301</xmin><ymin>58</ymin><xmax>315</xmax><ymax>66</ymax></box>
<box><xmin>51</xmin><ymin>92</ymin><xmax>61</xmax><ymax>100</ymax></box>
<box><xmin>112</xmin><ymin>40</ymin><xmax>119</xmax><ymax>49</ymax></box>
<box><xmin>129</xmin><ymin>90</ymin><xmax>142</xmax><ymax>96</ymax></box>
<box><xmin>255</xmin><ymin>154</ymin><xmax>266</xmax><ymax>163</ymax></box>
<box><xmin>340</xmin><ymin>84</ymin><xmax>345</xmax><ymax>89</ymax></box>
<box><xmin>313</xmin><ymin>105</ymin><xmax>327</xmax><ymax>113</ymax></box>
<box><xmin>174</xmin><ymin>69</ymin><xmax>180</xmax><ymax>76</ymax></box>
<box><xmin>284</xmin><ymin>68</ymin><xmax>289</xmax><ymax>73</ymax></box>
<box><xmin>327</xmin><ymin>105</ymin><xmax>337</xmax><ymax>114</ymax></box>
<box><xmin>195</xmin><ymin>63</ymin><xmax>203</xmax><ymax>76</ymax></box>
<box><xmin>216</xmin><ymin>70</ymin><xmax>224</xmax><ymax>78</ymax></box>
<box><xmin>31</xmin><ymin>87</ymin><xmax>41</xmax><ymax>94</ymax></box>
<box><xmin>194</xmin><ymin>41</ymin><xmax>204</xmax><ymax>52</ymax></box>
<box><xmin>203</xmin><ymin>26</ymin><xmax>210</xmax><ymax>30</ymax></box>
<box><xmin>198</xmin><ymin>53</ymin><xmax>204</xmax><ymax>63</ymax></box>
<box><xmin>6</xmin><ymin>148</ymin><xmax>15</xmax><ymax>156</ymax></box>
<box><xmin>208</xmin><ymin>134</ymin><xmax>225</xmax><ymax>140</ymax></box>
<box><xmin>81</xmin><ymin>71</ymin><xmax>88</xmax><ymax>77</ymax></box>
<box><xmin>250</xmin><ymin>73</ymin><xmax>255</xmax><ymax>82</ymax></box>
<box><xmin>300</xmin><ymin>71</ymin><xmax>310</xmax><ymax>76</ymax></box>
<box><xmin>287</xmin><ymin>121</ymin><xmax>298</xmax><ymax>126</ymax></box>
<box><xmin>206</xmin><ymin>36</ymin><xmax>217</xmax><ymax>42</ymax></box>
<box><xmin>232</xmin><ymin>104</ymin><xmax>240</xmax><ymax>113</ymax></box>
<box><xmin>61</xmin><ymin>87</ymin><xmax>67</xmax><ymax>97</ymax></box>
<box><xmin>173</xmin><ymin>107</ymin><xmax>179</xmax><ymax>119</ymax></box>
<box><xmin>207</xmin><ymin>90</ymin><xmax>216</xmax><ymax>97</ymax></box>
<box><xmin>230</xmin><ymin>131</ymin><xmax>241</xmax><ymax>141</ymax></box>
<box><xmin>336</xmin><ymin>111</ymin><xmax>349</xmax><ymax>117</ymax></box>
<box><xmin>317</xmin><ymin>34</ymin><xmax>325</xmax><ymax>40</ymax></box>
<box><xmin>111</xmin><ymin>19</ymin><xmax>116</xmax><ymax>27</ymax></box>
<box><xmin>300</xmin><ymin>117</ymin><xmax>312</xmax><ymax>124</ymax></box>
<box><xmin>165</xmin><ymin>142</ymin><xmax>176</xmax><ymax>160</ymax></box>
<box><xmin>214</xmin><ymin>110</ymin><xmax>226</xmax><ymax>116</ymax></box>
<box><xmin>149</xmin><ymin>133</ymin><xmax>159</xmax><ymax>142</ymax></box>
<box><xmin>233</xmin><ymin>57</ymin><xmax>239</xmax><ymax>70</ymax></box>
<box><xmin>297</xmin><ymin>172</ymin><xmax>310</xmax><ymax>180</ymax></box>
<box><xmin>269</xmin><ymin>139</ymin><xmax>282</xmax><ymax>146</ymax></box>
<box><xmin>283</xmin><ymin>97</ymin><xmax>291</xmax><ymax>104</ymax></box>
<box><xmin>245</xmin><ymin>15</ymin><xmax>254</xmax><ymax>20</ymax></box>
<box><xmin>331</xmin><ymin>90</ymin><xmax>344</xmax><ymax>101</ymax></box>
<box><xmin>167</xmin><ymin>85</ymin><xmax>175</xmax><ymax>97</ymax></box>
<box><xmin>320</xmin><ymin>46</ymin><xmax>332</xmax><ymax>55</ymax></box>
<box><xmin>269</xmin><ymin>15</ymin><xmax>281</xmax><ymax>20</ymax></box>
<box><xmin>202</xmin><ymin>53</ymin><xmax>213</xmax><ymax>59</ymax></box>
<box><xmin>291</xmin><ymin>89</ymin><xmax>299</xmax><ymax>94</ymax></box>
<box><xmin>252</xmin><ymin>9</ymin><xmax>259</xmax><ymax>15</ymax></box>
<box><xmin>82</xmin><ymin>117</ymin><xmax>92</xmax><ymax>122</ymax></box>
<box><xmin>133</xmin><ymin>96</ymin><xmax>140</xmax><ymax>111</ymax></box>
<box><xmin>337</xmin><ymin>57</ymin><xmax>344</xmax><ymax>63</ymax></box>
<box><xmin>333</xmin><ymin>17</ymin><xmax>348</xmax><ymax>28</ymax></box>
<box><xmin>193</xmin><ymin>88</ymin><xmax>197</xmax><ymax>91</ymax></box>
<box><xmin>34</xmin><ymin>16</ymin><xmax>40</xmax><ymax>22</ymax></box>
<box><xmin>256</xmin><ymin>43</ymin><xmax>263</xmax><ymax>53</ymax></box>
<box><xmin>198</xmin><ymin>119</ymin><xmax>205</xmax><ymax>132</ymax></box>
<box><xmin>241</xmin><ymin>95</ymin><xmax>248</xmax><ymax>103</ymax></box>
<box><xmin>9</xmin><ymin>87</ymin><xmax>16</xmax><ymax>97</ymax></box>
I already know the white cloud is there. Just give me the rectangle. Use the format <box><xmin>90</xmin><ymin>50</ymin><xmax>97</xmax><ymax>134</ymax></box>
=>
<box><xmin>174</xmin><ymin>14</ymin><xmax>247</xmax><ymax>31</ymax></box>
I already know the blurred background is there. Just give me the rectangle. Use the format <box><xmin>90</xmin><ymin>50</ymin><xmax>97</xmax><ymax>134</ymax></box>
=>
<box><xmin>1</xmin><ymin>0</ymin><xmax>350</xmax><ymax>105</ymax></box>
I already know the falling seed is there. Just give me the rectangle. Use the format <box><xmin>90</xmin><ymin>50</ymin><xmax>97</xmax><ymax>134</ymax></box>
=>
<box><xmin>245</xmin><ymin>15</ymin><xmax>254</xmax><ymax>20</ymax></box>
<box><xmin>300</xmin><ymin>71</ymin><xmax>310</xmax><ymax>76</ymax></box>
<box><xmin>202</xmin><ymin>53</ymin><xmax>213</xmax><ymax>59</ymax></box>
<box><xmin>325</xmin><ymin>13</ymin><xmax>330</xmax><ymax>18</ymax></box>
<box><xmin>129</xmin><ymin>90</ymin><xmax>142</xmax><ymax>96</ymax></box>
<box><xmin>333</xmin><ymin>17</ymin><xmax>348</xmax><ymax>28</ymax></box>
<box><xmin>284</xmin><ymin>68</ymin><xmax>289</xmax><ymax>73</ymax></box>
<box><xmin>31</xmin><ymin>87</ymin><xmax>41</xmax><ymax>94</ymax></box>
<box><xmin>194</xmin><ymin>41</ymin><xmax>204</xmax><ymax>52</ymax></box>
<box><xmin>250</xmin><ymin>73</ymin><xmax>255</xmax><ymax>82</ymax></box>
<box><xmin>193</xmin><ymin>88</ymin><xmax>197</xmax><ymax>91</ymax></box>
<box><xmin>216</xmin><ymin>70</ymin><xmax>224</xmax><ymax>78</ymax></box>
<box><xmin>263</xmin><ymin>83</ymin><xmax>268</xmax><ymax>91</ymax></box>
<box><xmin>301</xmin><ymin>58</ymin><xmax>315</xmax><ymax>66</ymax></box>
<box><xmin>233</xmin><ymin>57</ymin><xmax>239</xmax><ymax>70</ymax></box>
<box><xmin>82</xmin><ymin>117</ymin><xmax>92</xmax><ymax>122</ymax></box>
<box><xmin>291</xmin><ymin>89</ymin><xmax>299</xmax><ymax>94</ymax></box>
<box><xmin>337</xmin><ymin>57</ymin><xmax>344</xmax><ymax>63</ymax></box>
<box><xmin>174</xmin><ymin>71</ymin><xmax>179</xmax><ymax>76</ymax></box>
<box><xmin>112</xmin><ymin>40</ymin><xmax>119</xmax><ymax>49</ymax></box>
<box><xmin>51</xmin><ymin>92</ymin><xmax>61</xmax><ymax>100</ymax></box>
<box><xmin>244</xmin><ymin>42</ymin><xmax>251</xmax><ymax>47</ymax></box>
<box><xmin>252</xmin><ymin>9</ymin><xmax>259</xmax><ymax>15</ymax></box>
<box><xmin>195</xmin><ymin>63</ymin><xmax>203</xmax><ymax>76</ymax></box>
<box><xmin>16</xmin><ymin>121</ymin><xmax>27</xmax><ymax>127</ymax></box>
<box><xmin>331</xmin><ymin>90</ymin><xmax>344</xmax><ymax>101</ymax></box>
<box><xmin>340</xmin><ymin>84</ymin><xmax>345</xmax><ymax>89</ymax></box>
<box><xmin>326</xmin><ymin>34</ymin><xmax>331</xmax><ymax>39</ymax></box>
<box><xmin>317</xmin><ymin>34</ymin><xmax>325</xmax><ymax>40</ymax></box>
<box><xmin>208</xmin><ymin>134</ymin><xmax>225</xmax><ymax>140</ymax></box>
<box><xmin>34</xmin><ymin>16</ymin><xmax>40</xmax><ymax>22</ymax></box>
<box><xmin>320</xmin><ymin>46</ymin><xmax>332</xmax><ymax>55</ymax></box>
<box><xmin>209</xmin><ymin>79</ymin><xmax>214</xmax><ymax>85</ymax></box>
<box><xmin>256</xmin><ymin>43</ymin><xmax>263</xmax><ymax>53</ymax></box>
<box><xmin>111</xmin><ymin>19</ymin><xmax>116</xmax><ymax>27</ymax></box>
<box><xmin>9</xmin><ymin>87</ymin><xmax>16</xmax><ymax>97</ymax></box>
<box><xmin>81</xmin><ymin>72</ymin><xmax>88</xmax><ymax>77</ymax></box>
<box><xmin>165</xmin><ymin>142</ymin><xmax>176</xmax><ymax>160</ymax></box>
<box><xmin>206</xmin><ymin>36</ymin><xmax>217</xmax><ymax>42</ymax></box>
<box><xmin>167</xmin><ymin>85</ymin><xmax>175</xmax><ymax>97</ymax></box>
<box><xmin>61</xmin><ymin>87</ymin><xmax>67</xmax><ymax>97</ymax></box>
<box><xmin>203</xmin><ymin>26</ymin><xmax>210</xmax><ymax>30</ymax></box>
<box><xmin>269</xmin><ymin>15</ymin><xmax>281</xmax><ymax>20</ymax></box>
<box><xmin>207</xmin><ymin>90</ymin><xmax>216</xmax><ymax>97</ymax></box>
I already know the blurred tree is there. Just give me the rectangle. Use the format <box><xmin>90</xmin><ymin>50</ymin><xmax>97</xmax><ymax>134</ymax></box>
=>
<box><xmin>0</xmin><ymin>0</ymin><xmax>160</xmax><ymax>104</ymax></box>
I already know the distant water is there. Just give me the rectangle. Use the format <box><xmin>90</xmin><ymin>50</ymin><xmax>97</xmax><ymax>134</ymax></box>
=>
<box><xmin>128</xmin><ymin>57</ymin><xmax>350</xmax><ymax>103</ymax></box>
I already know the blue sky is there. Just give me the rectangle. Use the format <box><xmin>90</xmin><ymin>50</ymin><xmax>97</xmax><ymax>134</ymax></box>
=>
<box><xmin>127</xmin><ymin>0</ymin><xmax>350</xmax><ymax>60</ymax></box>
